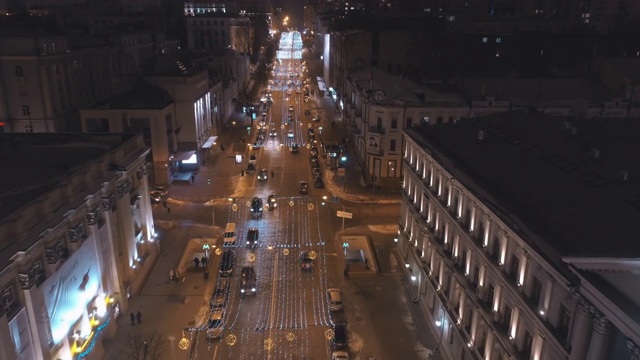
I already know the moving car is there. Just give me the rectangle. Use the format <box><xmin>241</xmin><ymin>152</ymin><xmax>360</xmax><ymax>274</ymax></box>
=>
<box><xmin>332</xmin><ymin>323</ymin><xmax>348</xmax><ymax>349</ymax></box>
<box><xmin>246</xmin><ymin>227</ymin><xmax>259</xmax><ymax>247</ymax></box>
<box><xmin>299</xmin><ymin>181</ymin><xmax>309</xmax><ymax>194</ymax></box>
<box><xmin>251</xmin><ymin>197</ymin><xmax>263</xmax><ymax>219</ymax></box>
<box><xmin>258</xmin><ymin>168</ymin><xmax>268</xmax><ymax>181</ymax></box>
<box><xmin>240</xmin><ymin>266</ymin><xmax>257</xmax><ymax>295</ymax></box>
<box><xmin>300</xmin><ymin>251</ymin><xmax>314</xmax><ymax>271</ymax></box>
<box><xmin>246</xmin><ymin>163</ymin><xmax>256</xmax><ymax>173</ymax></box>
<box><xmin>312</xmin><ymin>115</ymin><xmax>320</xmax><ymax>122</ymax></box>
<box><xmin>291</xmin><ymin>143</ymin><xmax>300</xmax><ymax>153</ymax></box>
<box><xmin>270</xmin><ymin>128</ymin><xmax>277</xmax><ymax>137</ymax></box>
<box><xmin>267</xmin><ymin>194</ymin><xmax>277</xmax><ymax>210</ymax></box>
<box><xmin>206</xmin><ymin>308</ymin><xmax>225</xmax><ymax>339</ymax></box>
<box><xmin>327</xmin><ymin>288</ymin><xmax>344</xmax><ymax>312</ymax></box>
<box><xmin>288</xmin><ymin>105</ymin><xmax>294</xmax><ymax>112</ymax></box>
<box><xmin>304</xmin><ymin>109</ymin><xmax>311</xmax><ymax>115</ymax></box>
<box><xmin>288</xmin><ymin>130</ymin><xmax>294</xmax><ymax>138</ymax></box>
<box><xmin>219</xmin><ymin>250</ymin><xmax>235</xmax><ymax>277</ymax></box>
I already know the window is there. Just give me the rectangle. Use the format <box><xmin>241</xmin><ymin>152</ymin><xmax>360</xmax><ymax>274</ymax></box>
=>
<box><xmin>558</xmin><ymin>304</ymin><xmax>571</xmax><ymax>339</ymax></box>
<box><xmin>21</xmin><ymin>105</ymin><xmax>30</xmax><ymax>116</ymax></box>
<box><xmin>496</xmin><ymin>37</ymin><xmax>502</xmax><ymax>43</ymax></box>
<box><xmin>531</xmin><ymin>277</ymin><xmax>542</xmax><ymax>304</ymax></box>
<box><xmin>390</xmin><ymin>139</ymin><xmax>397</xmax><ymax>152</ymax></box>
<box><xmin>436</xmin><ymin>116</ymin><xmax>443</xmax><ymax>124</ymax></box>
<box><xmin>15</xmin><ymin>66</ymin><xmax>23</xmax><ymax>77</ymax></box>
<box><xmin>482</xmin><ymin>37</ymin><xmax>488</xmax><ymax>43</ymax></box>
<box><xmin>422</xmin><ymin>116</ymin><xmax>430</xmax><ymax>125</ymax></box>
<box><xmin>391</xmin><ymin>117</ymin><xmax>398</xmax><ymax>129</ymax></box>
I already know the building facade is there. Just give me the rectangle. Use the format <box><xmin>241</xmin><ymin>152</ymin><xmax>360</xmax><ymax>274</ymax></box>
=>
<box><xmin>398</xmin><ymin>111</ymin><xmax>640</xmax><ymax>360</ymax></box>
<box><xmin>186</xmin><ymin>15</ymin><xmax>253</xmax><ymax>55</ymax></box>
<box><xmin>0</xmin><ymin>133</ymin><xmax>155</xmax><ymax>360</ymax></box>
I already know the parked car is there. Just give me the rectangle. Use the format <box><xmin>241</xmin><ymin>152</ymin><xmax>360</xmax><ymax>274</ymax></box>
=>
<box><xmin>327</xmin><ymin>288</ymin><xmax>344</xmax><ymax>312</ymax></box>
<box><xmin>210</xmin><ymin>286</ymin><xmax>229</xmax><ymax>308</ymax></box>
<box><xmin>246</xmin><ymin>163</ymin><xmax>256</xmax><ymax>173</ymax></box>
<box><xmin>258</xmin><ymin>168</ymin><xmax>268</xmax><ymax>181</ymax></box>
<box><xmin>206</xmin><ymin>308</ymin><xmax>225</xmax><ymax>339</ymax></box>
<box><xmin>219</xmin><ymin>250</ymin><xmax>235</xmax><ymax>277</ymax></box>
<box><xmin>299</xmin><ymin>181</ymin><xmax>309</xmax><ymax>194</ymax></box>
<box><xmin>289</xmin><ymin>105</ymin><xmax>294</xmax><ymax>112</ymax></box>
<box><xmin>291</xmin><ymin>143</ymin><xmax>300</xmax><ymax>153</ymax></box>
<box><xmin>248</xmin><ymin>154</ymin><xmax>258</xmax><ymax>165</ymax></box>
<box><xmin>304</xmin><ymin>109</ymin><xmax>311</xmax><ymax>115</ymax></box>
<box><xmin>149</xmin><ymin>189</ymin><xmax>168</xmax><ymax>203</ymax></box>
<box><xmin>332</xmin><ymin>323</ymin><xmax>348</xmax><ymax>349</ymax></box>
<box><xmin>251</xmin><ymin>197</ymin><xmax>263</xmax><ymax>219</ymax></box>
<box><xmin>288</xmin><ymin>130</ymin><xmax>294</xmax><ymax>138</ymax></box>
<box><xmin>331</xmin><ymin>351</ymin><xmax>350</xmax><ymax>360</ymax></box>
<box><xmin>300</xmin><ymin>251</ymin><xmax>314</xmax><ymax>271</ymax></box>
<box><xmin>312</xmin><ymin>168</ymin><xmax>322</xmax><ymax>179</ymax></box>
<box><xmin>246</xmin><ymin>227</ymin><xmax>259</xmax><ymax>248</ymax></box>
<box><xmin>314</xmin><ymin>177</ymin><xmax>325</xmax><ymax>188</ymax></box>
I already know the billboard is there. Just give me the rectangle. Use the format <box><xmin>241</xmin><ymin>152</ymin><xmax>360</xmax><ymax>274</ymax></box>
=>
<box><xmin>42</xmin><ymin>237</ymin><xmax>101</xmax><ymax>344</ymax></box>
<box><xmin>367</xmin><ymin>133</ymin><xmax>381</xmax><ymax>154</ymax></box>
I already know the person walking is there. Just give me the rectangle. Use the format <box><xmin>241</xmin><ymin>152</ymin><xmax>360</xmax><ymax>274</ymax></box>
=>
<box><xmin>194</xmin><ymin>257</ymin><xmax>200</xmax><ymax>268</ymax></box>
<box><xmin>271</xmin><ymin>170</ymin><xmax>274</xmax><ymax>178</ymax></box>
<box><xmin>136</xmin><ymin>311</ymin><xmax>142</xmax><ymax>324</ymax></box>
<box><xmin>130</xmin><ymin>312</ymin><xmax>136</xmax><ymax>326</ymax></box>
<box><xmin>201</xmin><ymin>256</ymin><xmax>207</xmax><ymax>267</ymax></box>
<box><xmin>241</xmin><ymin>170</ymin><xmax>245</xmax><ymax>177</ymax></box>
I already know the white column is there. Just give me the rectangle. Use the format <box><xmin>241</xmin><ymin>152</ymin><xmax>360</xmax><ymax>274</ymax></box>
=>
<box><xmin>585</xmin><ymin>313</ymin><xmax>611</xmax><ymax>360</ymax></box>
<box><xmin>569</xmin><ymin>300</ymin><xmax>593</xmax><ymax>360</ymax></box>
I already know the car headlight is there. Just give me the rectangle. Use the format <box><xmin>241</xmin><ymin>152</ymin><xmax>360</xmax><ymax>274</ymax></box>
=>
<box><xmin>252</xmin><ymin>288</ymin><xmax>256</xmax><ymax>292</ymax></box>
<box><xmin>241</xmin><ymin>289</ymin><xmax>245</xmax><ymax>293</ymax></box>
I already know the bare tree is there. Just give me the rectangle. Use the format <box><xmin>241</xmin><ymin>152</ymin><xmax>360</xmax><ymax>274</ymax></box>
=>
<box><xmin>119</xmin><ymin>329</ymin><xmax>168</xmax><ymax>360</ymax></box>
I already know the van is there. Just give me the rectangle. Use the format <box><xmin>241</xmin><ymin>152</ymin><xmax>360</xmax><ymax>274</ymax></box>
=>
<box><xmin>223</xmin><ymin>223</ymin><xmax>237</xmax><ymax>246</ymax></box>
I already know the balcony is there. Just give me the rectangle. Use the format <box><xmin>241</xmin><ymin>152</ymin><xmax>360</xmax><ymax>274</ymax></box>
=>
<box><xmin>368</xmin><ymin>126</ymin><xmax>385</xmax><ymax>134</ymax></box>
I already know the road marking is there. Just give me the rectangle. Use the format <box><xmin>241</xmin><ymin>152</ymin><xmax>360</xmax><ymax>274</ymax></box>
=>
<box><xmin>267</xmin><ymin>253</ymin><xmax>278</xmax><ymax>359</ymax></box>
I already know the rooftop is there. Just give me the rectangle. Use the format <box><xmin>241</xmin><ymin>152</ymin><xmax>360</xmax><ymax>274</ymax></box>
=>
<box><xmin>349</xmin><ymin>67</ymin><xmax>466</xmax><ymax>106</ymax></box>
<box><xmin>89</xmin><ymin>83</ymin><xmax>173</xmax><ymax>110</ymax></box>
<box><xmin>140</xmin><ymin>54</ymin><xmax>201</xmax><ymax>77</ymax></box>
<box><xmin>458</xmin><ymin>78</ymin><xmax>612</xmax><ymax>106</ymax></box>
<box><xmin>406</xmin><ymin>111</ymin><xmax>640</xmax><ymax>259</ymax></box>
<box><xmin>0</xmin><ymin>133</ymin><xmax>135</xmax><ymax>223</ymax></box>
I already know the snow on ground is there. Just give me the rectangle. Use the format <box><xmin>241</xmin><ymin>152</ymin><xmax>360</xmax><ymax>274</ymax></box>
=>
<box><xmin>325</xmin><ymin>170</ymin><xmax>400</xmax><ymax>204</ymax></box>
<box><xmin>366</xmin><ymin>224</ymin><xmax>398</xmax><ymax>234</ymax></box>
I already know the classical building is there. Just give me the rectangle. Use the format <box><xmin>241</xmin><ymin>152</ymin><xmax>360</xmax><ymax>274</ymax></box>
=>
<box><xmin>343</xmin><ymin>67</ymin><xmax>468</xmax><ymax>188</ymax></box>
<box><xmin>399</xmin><ymin>110</ymin><xmax>640</xmax><ymax>360</ymax></box>
<box><xmin>0</xmin><ymin>27</ymin><xmax>119</xmax><ymax>133</ymax></box>
<box><xmin>0</xmin><ymin>133</ymin><xmax>155</xmax><ymax>360</ymax></box>
<box><xmin>186</xmin><ymin>14</ymin><xmax>253</xmax><ymax>55</ymax></box>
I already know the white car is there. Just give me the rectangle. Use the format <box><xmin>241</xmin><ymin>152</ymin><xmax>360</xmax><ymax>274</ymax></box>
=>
<box><xmin>331</xmin><ymin>351</ymin><xmax>349</xmax><ymax>360</ymax></box>
<box><xmin>288</xmin><ymin>130</ymin><xmax>294</xmax><ymax>138</ymax></box>
<box><xmin>327</xmin><ymin>288</ymin><xmax>344</xmax><ymax>312</ymax></box>
<box><xmin>288</xmin><ymin>105</ymin><xmax>294</xmax><ymax>112</ymax></box>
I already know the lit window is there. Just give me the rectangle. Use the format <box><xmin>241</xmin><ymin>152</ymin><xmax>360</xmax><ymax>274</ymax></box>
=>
<box><xmin>482</xmin><ymin>37</ymin><xmax>487</xmax><ymax>43</ymax></box>
<box><xmin>496</xmin><ymin>37</ymin><xmax>501</xmax><ymax>43</ymax></box>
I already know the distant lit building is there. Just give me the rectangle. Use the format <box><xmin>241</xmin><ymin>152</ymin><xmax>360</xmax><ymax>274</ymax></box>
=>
<box><xmin>0</xmin><ymin>133</ymin><xmax>154</xmax><ymax>360</ymax></box>
<box><xmin>400</xmin><ymin>110</ymin><xmax>640</xmax><ymax>360</ymax></box>
<box><xmin>186</xmin><ymin>14</ymin><xmax>253</xmax><ymax>55</ymax></box>
<box><xmin>343</xmin><ymin>67</ymin><xmax>468</xmax><ymax>188</ymax></box>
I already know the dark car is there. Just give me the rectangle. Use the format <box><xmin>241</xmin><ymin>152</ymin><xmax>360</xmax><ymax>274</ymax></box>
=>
<box><xmin>299</xmin><ymin>181</ymin><xmax>309</xmax><ymax>194</ymax></box>
<box><xmin>219</xmin><ymin>250</ymin><xmax>235</xmax><ymax>277</ymax></box>
<box><xmin>312</xmin><ymin>168</ymin><xmax>322</xmax><ymax>179</ymax></box>
<box><xmin>300</xmin><ymin>251</ymin><xmax>314</xmax><ymax>271</ymax></box>
<box><xmin>304</xmin><ymin>109</ymin><xmax>311</xmax><ymax>115</ymax></box>
<box><xmin>251</xmin><ymin>197</ymin><xmax>263</xmax><ymax>219</ymax></box>
<box><xmin>311</xmin><ymin>159</ymin><xmax>320</xmax><ymax>169</ymax></box>
<box><xmin>258</xmin><ymin>168</ymin><xmax>268</xmax><ymax>181</ymax></box>
<box><xmin>291</xmin><ymin>143</ymin><xmax>300</xmax><ymax>153</ymax></box>
<box><xmin>210</xmin><ymin>286</ymin><xmax>229</xmax><ymax>308</ymax></box>
<box><xmin>267</xmin><ymin>194</ymin><xmax>277</xmax><ymax>210</ymax></box>
<box><xmin>246</xmin><ymin>163</ymin><xmax>256</xmax><ymax>173</ymax></box>
<box><xmin>240</xmin><ymin>266</ymin><xmax>257</xmax><ymax>295</ymax></box>
<box><xmin>246</xmin><ymin>227</ymin><xmax>259</xmax><ymax>247</ymax></box>
<box><xmin>314</xmin><ymin>177</ymin><xmax>325</xmax><ymax>188</ymax></box>
<box><xmin>332</xmin><ymin>323</ymin><xmax>348</xmax><ymax>350</ymax></box>
<box><xmin>309</xmin><ymin>153</ymin><xmax>318</xmax><ymax>161</ymax></box>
